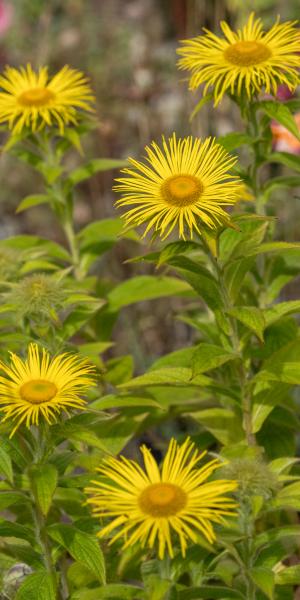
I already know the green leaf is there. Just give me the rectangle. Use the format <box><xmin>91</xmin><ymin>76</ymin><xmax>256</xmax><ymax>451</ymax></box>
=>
<box><xmin>0</xmin><ymin>445</ymin><xmax>13</xmax><ymax>482</ymax></box>
<box><xmin>70</xmin><ymin>584</ymin><xmax>142</xmax><ymax>600</ymax></box>
<box><xmin>107</xmin><ymin>275</ymin><xmax>192</xmax><ymax>311</ymax></box>
<box><xmin>254</xmin><ymin>526</ymin><xmax>300</xmax><ymax>551</ymax></box>
<box><xmin>249</xmin><ymin>567</ymin><xmax>274</xmax><ymax>599</ymax></box>
<box><xmin>249</xmin><ymin>242</ymin><xmax>300</xmax><ymax>256</ymax></box>
<box><xmin>169</xmin><ymin>256</ymin><xmax>224</xmax><ymax>310</ymax></box>
<box><xmin>273</xmin><ymin>482</ymin><xmax>300</xmax><ymax>510</ymax></box>
<box><xmin>150</xmin><ymin>347</ymin><xmax>195</xmax><ymax>370</ymax></box>
<box><xmin>68</xmin><ymin>158</ymin><xmax>127</xmax><ymax>186</ymax></box>
<box><xmin>192</xmin><ymin>343</ymin><xmax>238</xmax><ymax>375</ymax></box>
<box><xmin>257</xmin><ymin>339</ymin><xmax>300</xmax><ymax>384</ymax></box>
<box><xmin>178</xmin><ymin>587</ymin><xmax>244</xmax><ymax>599</ymax></box>
<box><xmin>0</xmin><ymin>491</ymin><xmax>24</xmax><ymax>510</ymax></box>
<box><xmin>78</xmin><ymin>217</ymin><xmax>137</xmax><ymax>254</ymax></box>
<box><xmin>263</xmin><ymin>175</ymin><xmax>300</xmax><ymax>196</ymax></box>
<box><xmin>118</xmin><ymin>367</ymin><xmax>211</xmax><ymax>389</ymax></box>
<box><xmin>227</xmin><ymin>306</ymin><xmax>265</xmax><ymax>341</ymax></box>
<box><xmin>218</xmin><ymin>132</ymin><xmax>252</xmax><ymax>152</ymax></box>
<box><xmin>16</xmin><ymin>194</ymin><xmax>50</xmax><ymax>213</ymax></box>
<box><xmin>59</xmin><ymin>300</ymin><xmax>106</xmax><ymax>340</ymax></box>
<box><xmin>269</xmin><ymin>152</ymin><xmax>300</xmax><ymax>173</ymax></box>
<box><xmin>90</xmin><ymin>394</ymin><xmax>161</xmax><ymax>410</ymax></box>
<box><xmin>0</xmin><ymin>519</ymin><xmax>35</xmax><ymax>543</ymax></box>
<box><xmin>264</xmin><ymin>301</ymin><xmax>300</xmax><ymax>328</ymax></box>
<box><xmin>37</xmin><ymin>163</ymin><xmax>63</xmax><ymax>184</ymax></box>
<box><xmin>156</xmin><ymin>240</ymin><xmax>200</xmax><ymax>267</ymax></box>
<box><xmin>275</xmin><ymin>565</ymin><xmax>300</xmax><ymax>585</ymax></box>
<box><xmin>59</xmin><ymin>424</ymin><xmax>108</xmax><ymax>452</ymax></box>
<box><xmin>29</xmin><ymin>464</ymin><xmax>58</xmax><ymax>516</ymax></box>
<box><xmin>15</xmin><ymin>570</ymin><xmax>56</xmax><ymax>600</ymax></box>
<box><xmin>104</xmin><ymin>355</ymin><xmax>134</xmax><ymax>385</ymax></box>
<box><xmin>269</xmin><ymin>457</ymin><xmax>300</xmax><ymax>475</ymax></box>
<box><xmin>190</xmin><ymin>93</ymin><xmax>213</xmax><ymax>120</ymax></box>
<box><xmin>193</xmin><ymin>408</ymin><xmax>243</xmax><ymax>445</ymax></box>
<box><xmin>252</xmin><ymin>383</ymin><xmax>290</xmax><ymax>433</ymax></box>
<box><xmin>224</xmin><ymin>257</ymin><xmax>255</xmax><ymax>302</ymax></box>
<box><xmin>48</xmin><ymin>524</ymin><xmax>105</xmax><ymax>584</ymax></box>
<box><xmin>259</xmin><ymin>101</ymin><xmax>300</xmax><ymax>141</ymax></box>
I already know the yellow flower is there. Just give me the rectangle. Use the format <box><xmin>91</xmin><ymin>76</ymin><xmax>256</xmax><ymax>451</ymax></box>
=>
<box><xmin>0</xmin><ymin>343</ymin><xmax>95</xmax><ymax>436</ymax></box>
<box><xmin>177</xmin><ymin>13</ymin><xmax>300</xmax><ymax>105</ymax></box>
<box><xmin>85</xmin><ymin>437</ymin><xmax>237</xmax><ymax>559</ymax></box>
<box><xmin>114</xmin><ymin>133</ymin><xmax>241</xmax><ymax>240</ymax></box>
<box><xmin>0</xmin><ymin>64</ymin><xmax>94</xmax><ymax>134</ymax></box>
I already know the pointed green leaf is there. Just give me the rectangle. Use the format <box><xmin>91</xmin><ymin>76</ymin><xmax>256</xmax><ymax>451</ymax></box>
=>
<box><xmin>16</xmin><ymin>194</ymin><xmax>50</xmax><ymax>213</ymax></box>
<box><xmin>48</xmin><ymin>524</ymin><xmax>105</xmax><ymax>584</ymax></box>
<box><xmin>275</xmin><ymin>565</ymin><xmax>300</xmax><ymax>585</ymax></box>
<box><xmin>269</xmin><ymin>152</ymin><xmax>300</xmax><ymax>173</ymax></box>
<box><xmin>68</xmin><ymin>158</ymin><xmax>127</xmax><ymax>186</ymax></box>
<box><xmin>190</xmin><ymin>93</ymin><xmax>213</xmax><ymax>120</ymax></box>
<box><xmin>29</xmin><ymin>464</ymin><xmax>58</xmax><ymax>516</ymax></box>
<box><xmin>193</xmin><ymin>408</ymin><xmax>243</xmax><ymax>445</ymax></box>
<box><xmin>71</xmin><ymin>584</ymin><xmax>142</xmax><ymax>599</ymax></box>
<box><xmin>107</xmin><ymin>275</ymin><xmax>193</xmax><ymax>311</ymax></box>
<box><xmin>228</xmin><ymin>306</ymin><xmax>265</xmax><ymax>341</ymax></box>
<box><xmin>118</xmin><ymin>367</ymin><xmax>211</xmax><ymax>389</ymax></box>
<box><xmin>192</xmin><ymin>343</ymin><xmax>238</xmax><ymax>375</ymax></box>
<box><xmin>249</xmin><ymin>567</ymin><xmax>274</xmax><ymax>599</ymax></box>
<box><xmin>15</xmin><ymin>570</ymin><xmax>56</xmax><ymax>600</ymax></box>
<box><xmin>264</xmin><ymin>301</ymin><xmax>300</xmax><ymax>327</ymax></box>
<box><xmin>0</xmin><ymin>444</ymin><xmax>13</xmax><ymax>482</ymax></box>
<box><xmin>178</xmin><ymin>586</ymin><xmax>244</xmax><ymax>599</ymax></box>
<box><xmin>259</xmin><ymin>101</ymin><xmax>300</xmax><ymax>141</ymax></box>
<box><xmin>218</xmin><ymin>132</ymin><xmax>252</xmax><ymax>152</ymax></box>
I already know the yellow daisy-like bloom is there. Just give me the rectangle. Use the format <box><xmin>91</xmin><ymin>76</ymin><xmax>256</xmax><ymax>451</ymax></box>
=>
<box><xmin>177</xmin><ymin>13</ymin><xmax>300</xmax><ymax>105</ymax></box>
<box><xmin>85</xmin><ymin>438</ymin><xmax>237</xmax><ymax>559</ymax></box>
<box><xmin>114</xmin><ymin>133</ymin><xmax>241</xmax><ymax>239</ymax></box>
<box><xmin>0</xmin><ymin>64</ymin><xmax>94</xmax><ymax>134</ymax></box>
<box><xmin>0</xmin><ymin>343</ymin><xmax>95</xmax><ymax>436</ymax></box>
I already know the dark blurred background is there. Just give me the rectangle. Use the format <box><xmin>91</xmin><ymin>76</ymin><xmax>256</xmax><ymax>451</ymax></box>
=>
<box><xmin>0</xmin><ymin>0</ymin><xmax>299</xmax><ymax>367</ymax></box>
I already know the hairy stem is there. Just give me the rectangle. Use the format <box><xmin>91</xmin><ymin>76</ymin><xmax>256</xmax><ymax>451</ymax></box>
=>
<box><xmin>207</xmin><ymin>247</ymin><xmax>256</xmax><ymax>446</ymax></box>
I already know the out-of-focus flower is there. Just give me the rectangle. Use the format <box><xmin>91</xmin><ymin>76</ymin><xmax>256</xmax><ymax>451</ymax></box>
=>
<box><xmin>276</xmin><ymin>84</ymin><xmax>295</xmax><ymax>102</ymax></box>
<box><xmin>85</xmin><ymin>437</ymin><xmax>237</xmax><ymax>559</ymax></box>
<box><xmin>0</xmin><ymin>1</ymin><xmax>13</xmax><ymax>36</ymax></box>
<box><xmin>177</xmin><ymin>13</ymin><xmax>300</xmax><ymax>105</ymax></box>
<box><xmin>0</xmin><ymin>343</ymin><xmax>95</xmax><ymax>436</ymax></box>
<box><xmin>114</xmin><ymin>133</ymin><xmax>241</xmax><ymax>240</ymax></box>
<box><xmin>271</xmin><ymin>113</ymin><xmax>300</xmax><ymax>154</ymax></box>
<box><xmin>0</xmin><ymin>64</ymin><xmax>95</xmax><ymax>134</ymax></box>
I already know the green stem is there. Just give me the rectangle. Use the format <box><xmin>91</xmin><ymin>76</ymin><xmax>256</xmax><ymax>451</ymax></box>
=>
<box><xmin>61</xmin><ymin>217</ymin><xmax>81</xmax><ymax>278</ymax></box>
<box><xmin>31</xmin><ymin>499</ymin><xmax>60</xmax><ymax>597</ymax></box>
<box><xmin>34</xmin><ymin>134</ymin><xmax>83</xmax><ymax>279</ymax></box>
<box><xmin>240</xmin><ymin>502</ymin><xmax>256</xmax><ymax>599</ymax></box>
<box><xmin>205</xmin><ymin>245</ymin><xmax>256</xmax><ymax>446</ymax></box>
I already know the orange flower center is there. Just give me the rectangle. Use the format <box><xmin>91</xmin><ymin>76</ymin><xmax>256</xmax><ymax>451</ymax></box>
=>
<box><xmin>139</xmin><ymin>483</ymin><xmax>187</xmax><ymax>517</ymax></box>
<box><xmin>20</xmin><ymin>379</ymin><xmax>57</xmax><ymax>404</ymax></box>
<box><xmin>161</xmin><ymin>174</ymin><xmax>203</xmax><ymax>207</ymax></box>
<box><xmin>224</xmin><ymin>41</ymin><xmax>272</xmax><ymax>66</ymax></box>
<box><xmin>18</xmin><ymin>87</ymin><xmax>56</xmax><ymax>107</ymax></box>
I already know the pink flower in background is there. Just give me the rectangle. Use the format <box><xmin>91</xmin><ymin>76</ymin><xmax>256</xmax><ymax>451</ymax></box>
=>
<box><xmin>0</xmin><ymin>1</ymin><xmax>12</xmax><ymax>35</ymax></box>
<box><xmin>276</xmin><ymin>84</ymin><xmax>295</xmax><ymax>102</ymax></box>
<box><xmin>271</xmin><ymin>113</ymin><xmax>300</xmax><ymax>155</ymax></box>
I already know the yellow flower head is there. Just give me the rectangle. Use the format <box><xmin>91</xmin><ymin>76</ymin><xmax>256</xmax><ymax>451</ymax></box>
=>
<box><xmin>177</xmin><ymin>13</ymin><xmax>300</xmax><ymax>105</ymax></box>
<box><xmin>114</xmin><ymin>133</ymin><xmax>241</xmax><ymax>240</ymax></box>
<box><xmin>85</xmin><ymin>437</ymin><xmax>237</xmax><ymax>559</ymax></box>
<box><xmin>0</xmin><ymin>343</ymin><xmax>95</xmax><ymax>436</ymax></box>
<box><xmin>0</xmin><ymin>64</ymin><xmax>95</xmax><ymax>134</ymax></box>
